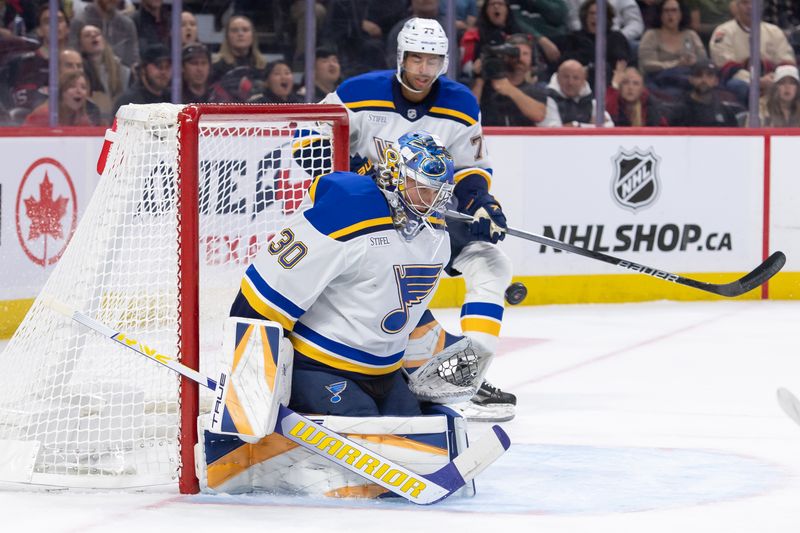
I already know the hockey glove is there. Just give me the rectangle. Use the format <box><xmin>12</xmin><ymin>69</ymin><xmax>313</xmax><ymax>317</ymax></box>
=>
<box><xmin>467</xmin><ymin>194</ymin><xmax>507</xmax><ymax>243</ymax></box>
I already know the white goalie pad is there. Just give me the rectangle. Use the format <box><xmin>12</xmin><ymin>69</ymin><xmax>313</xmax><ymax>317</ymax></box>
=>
<box><xmin>405</xmin><ymin>337</ymin><xmax>493</xmax><ymax>404</ymax></box>
<box><xmin>209</xmin><ymin>318</ymin><xmax>294</xmax><ymax>443</ymax></box>
<box><xmin>195</xmin><ymin>409</ymin><xmax>473</xmax><ymax>498</ymax></box>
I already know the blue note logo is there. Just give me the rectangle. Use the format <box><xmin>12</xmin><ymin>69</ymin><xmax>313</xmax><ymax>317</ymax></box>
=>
<box><xmin>381</xmin><ymin>264</ymin><xmax>443</xmax><ymax>334</ymax></box>
<box><xmin>325</xmin><ymin>381</ymin><xmax>347</xmax><ymax>404</ymax></box>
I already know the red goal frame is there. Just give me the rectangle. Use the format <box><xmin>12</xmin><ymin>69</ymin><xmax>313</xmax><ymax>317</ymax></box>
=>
<box><xmin>175</xmin><ymin>104</ymin><xmax>349</xmax><ymax>493</ymax></box>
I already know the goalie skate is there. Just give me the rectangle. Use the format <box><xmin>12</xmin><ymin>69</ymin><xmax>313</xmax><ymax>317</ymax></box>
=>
<box><xmin>450</xmin><ymin>381</ymin><xmax>517</xmax><ymax>422</ymax></box>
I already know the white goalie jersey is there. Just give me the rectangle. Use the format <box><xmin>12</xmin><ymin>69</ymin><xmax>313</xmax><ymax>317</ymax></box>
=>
<box><xmin>321</xmin><ymin>70</ymin><xmax>493</xmax><ymax>190</ymax></box>
<box><xmin>236</xmin><ymin>171</ymin><xmax>450</xmax><ymax>376</ymax></box>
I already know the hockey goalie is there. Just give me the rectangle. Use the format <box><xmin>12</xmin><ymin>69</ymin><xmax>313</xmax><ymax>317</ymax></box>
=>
<box><xmin>195</xmin><ymin>131</ymin><xmax>507</xmax><ymax>499</ymax></box>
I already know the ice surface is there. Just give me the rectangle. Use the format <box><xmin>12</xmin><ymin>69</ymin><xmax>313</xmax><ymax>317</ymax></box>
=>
<box><xmin>3</xmin><ymin>300</ymin><xmax>800</xmax><ymax>533</ymax></box>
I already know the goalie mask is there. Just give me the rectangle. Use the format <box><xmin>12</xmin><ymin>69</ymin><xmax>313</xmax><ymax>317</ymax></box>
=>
<box><xmin>397</xmin><ymin>131</ymin><xmax>454</xmax><ymax>216</ymax></box>
<box><xmin>396</xmin><ymin>18</ymin><xmax>449</xmax><ymax>94</ymax></box>
<box><xmin>375</xmin><ymin>131</ymin><xmax>455</xmax><ymax>240</ymax></box>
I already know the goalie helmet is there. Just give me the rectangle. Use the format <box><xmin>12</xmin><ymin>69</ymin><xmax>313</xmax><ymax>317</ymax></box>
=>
<box><xmin>396</xmin><ymin>18</ymin><xmax>449</xmax><ymax>92</ymax></box>
<box><xmin>394</xmin><ymin>131</ymin><xmax>455</xmax><ymax>218</ymax></box>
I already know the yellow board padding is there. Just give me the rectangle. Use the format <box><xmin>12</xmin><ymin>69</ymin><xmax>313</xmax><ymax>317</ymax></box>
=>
<box><xmin>428</xmin><ymin>271</ymin><xmax>796</xmax><ymax>308</ymax></box>
<box><xmin>0</xmin><ymin>298</ymin><xmax>34</xmax><ymax>339</ymax></box>
<box><xmin>767</xmin><ymin>271</ymin><xmax>800</xmax><ymax>299</ymax></box>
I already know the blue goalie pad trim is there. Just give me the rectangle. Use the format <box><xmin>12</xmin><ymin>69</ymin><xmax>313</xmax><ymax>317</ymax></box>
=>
<box><xmin>398</xmin><ymin>432</ymin><xmax>450</xmax><ymax>451</ymax></box>
<box><xmin>204</xmin><ymin>431</ymin><xmax>247</xmax><ymax>464</ymax></box>
<box><xmin>219</xmin><ymin>405</ymin><xmax>238</xmax><ymax>434</ymax></box>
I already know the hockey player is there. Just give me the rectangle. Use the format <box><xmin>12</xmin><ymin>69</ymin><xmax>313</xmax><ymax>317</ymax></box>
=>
<box><xmin>229</xmin><ymin>131</ymin><xmax>462</xmax><ymax>417</ymax></box>
<box><xmin>320</xmin><ymin>17</ymin><xmax>517</xmax><ymax>421</ymax></box>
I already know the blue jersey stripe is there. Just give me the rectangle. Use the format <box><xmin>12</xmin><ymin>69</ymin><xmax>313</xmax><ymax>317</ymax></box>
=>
<box><xmin>292</xmin><ymin>322</ymin><xmax>405</xmax><ymax>367</ymax></box>
<box><xmin>460</xmin><ymin>302</ymin><xmax>505</xmax><ymax>320</ymax></box>
<box><xmin>244</xmin><ymin>265</ymin><xmax>305</xmax><ymax>319</ymax></box>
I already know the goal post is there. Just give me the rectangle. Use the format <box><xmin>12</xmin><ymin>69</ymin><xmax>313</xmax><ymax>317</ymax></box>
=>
<box><xmin>175</xmin><ymin>104</ymin><xmax>348</xmax><ymax>493</ymax></box>
<box><xmin>0</xmin><ymin>103</ymin><xmax>349</xmax><ymax>493</ymax></box>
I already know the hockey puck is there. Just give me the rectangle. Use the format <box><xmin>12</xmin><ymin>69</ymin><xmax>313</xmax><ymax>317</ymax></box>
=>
<box><xmin>504</xmin><ymin>282</ymin><xmax>527</xmax><ymax>305</ymax></box>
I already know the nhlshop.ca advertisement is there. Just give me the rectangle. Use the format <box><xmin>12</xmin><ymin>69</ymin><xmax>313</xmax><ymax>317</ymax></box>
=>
<box><xmin>487</xmin><ymin>134</ymin><xmax>766</xmax><ymax>278</ymax></box>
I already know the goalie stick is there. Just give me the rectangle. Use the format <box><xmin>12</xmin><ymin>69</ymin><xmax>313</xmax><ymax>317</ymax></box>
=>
<box><xmin>777</xmin><ymin>387</ymin><xmax>800</xmax><ymax>428</ymax></box>
<box><xmin>445</xmin><ymin>211</ymin><xmax>785</xmax><ymax>298</ymax></box>
<box><xmin>47</xmin><ymin>300</ymin><xmax>510</xmax><ymax>505</ymax></box>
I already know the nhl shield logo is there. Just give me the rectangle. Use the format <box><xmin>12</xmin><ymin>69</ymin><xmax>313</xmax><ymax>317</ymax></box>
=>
<box><xmin>611</xmin><ymin>148</ymin><xmax>661</xmax><ymax>212</ymax></box>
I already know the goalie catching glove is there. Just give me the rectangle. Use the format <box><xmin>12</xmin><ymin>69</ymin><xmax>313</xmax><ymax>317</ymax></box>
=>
<box><xmin>405</xmin><ymin>336</ymin><xmax>493</xmax><ymax>404</ymax></box>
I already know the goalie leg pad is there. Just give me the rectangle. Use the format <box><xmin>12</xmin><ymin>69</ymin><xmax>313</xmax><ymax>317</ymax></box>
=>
<box><xmin>210</xmin><ymin>317</ymin><xmax>294</xmax><ymax>443</ymax></box>
<box><xmin>196</xmin><ymin>412</ymin><xmax>473</xmax><ymax>497</ymax></box>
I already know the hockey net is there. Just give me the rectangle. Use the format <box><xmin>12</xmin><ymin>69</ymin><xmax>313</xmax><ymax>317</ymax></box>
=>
<box><xmin>0</xmin><ymin>103</ymin><xmax>349</xmax><ymax>492</ymax></box>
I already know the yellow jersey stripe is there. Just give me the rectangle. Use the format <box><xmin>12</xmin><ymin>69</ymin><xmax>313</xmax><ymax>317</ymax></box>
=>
<box><xmin>345</xmin><ymin>100</ymin><xmax>396</xmax><ymax>110</ymax></box>
<box><xmin>460</xmin><ymin>317</ymin><xmax>502</xmax><ymax>337</ymax></box>
<box><xmin>308</xmin><ymin>174</ymin><xmax>323</xmax><ymax>203</ymax></box>
<box><xmin>328</xmin><ymin>216</ymin><xmax>394</xmax><ymax>240</ymax></box>
<box><xmin>241</xmin><ymin>279</ymin><xmax>296</xmax><ymax>332</ymax></box>
<box><xmin>290</xmin><ymin>337</ymin><xmax>404</xmax><ymax>376</ymax></box>
<box><xmin>454</xmin><ymin>167</ymin><xmax>492</xmax><ymax>190</ymax></box>
<box><xmin>429</xmin><ymin>106</ymin><xmax>477</xmax><ymax>126</ymax></box>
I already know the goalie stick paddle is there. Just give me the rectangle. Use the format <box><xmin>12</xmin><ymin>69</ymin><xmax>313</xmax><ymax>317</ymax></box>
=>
<box><xmin>46</xmin><ymin>300</ymin><xmax>510</xmax><ymax>505</ymax></box>
<box><xmin>445</xmin><ymin>211</ymin><xmax>785</xmax><ymax>297</ymax></box>
<box><xmin>777</xmin><ymin>387</ymin><xmax>800</xmax><ymax>428</ymax></box>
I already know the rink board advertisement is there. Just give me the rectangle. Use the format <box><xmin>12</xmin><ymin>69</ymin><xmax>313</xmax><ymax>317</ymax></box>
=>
<box><xmin>0</xmin><ymin>129</ymin><xmax>796</xmax><ymax>337</ymax></box>
<box><xmin>0</xmin><ymin>134</ymin><xmax>103</xmax><ymax>336</ymax></box>
<box><xmin>485</xmin><ymin>134</ymin><xmax>764</xmax><ymax>275</ymax></box>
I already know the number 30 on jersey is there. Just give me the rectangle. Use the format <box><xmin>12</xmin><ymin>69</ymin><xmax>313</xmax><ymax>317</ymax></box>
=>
<box><xmin>268</xmin><ymin>229</ymin><xmax>308</xmax><ymax>269</ymax></box>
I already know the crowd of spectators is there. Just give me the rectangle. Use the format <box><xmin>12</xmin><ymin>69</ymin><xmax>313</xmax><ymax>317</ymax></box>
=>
<box><xmin>0</xmin><ymin>0</ymin><xmax>799</xmax><ymax>127</ymax></box>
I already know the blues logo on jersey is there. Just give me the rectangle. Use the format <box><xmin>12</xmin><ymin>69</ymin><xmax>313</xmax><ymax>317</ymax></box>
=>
<box><xmin>382</xmin><ymin>264</ymin><xmax>443</xmax><ymax>333</ymax></box>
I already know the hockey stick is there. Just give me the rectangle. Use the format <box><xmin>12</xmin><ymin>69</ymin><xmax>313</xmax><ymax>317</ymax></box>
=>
<box><xmin>777</xmin><ymin>387</ymin><xmax>800</xmax><ymax>428</ymax></box>
<box><xmin>47</xmin><ymin>300</ymin><xmax>510</xmax><ymax>505</ymax></box>
<box><xmin>445</xmin><ymin>210</ymin><xmax>785</xmax><ymax>297</ymax></box>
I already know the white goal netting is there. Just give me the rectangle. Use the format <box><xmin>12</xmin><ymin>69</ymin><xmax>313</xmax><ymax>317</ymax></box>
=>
<box><xmin>0</xmin><ymin>103</ymin><xmax>344</xmax><ymax>490</ymax></box>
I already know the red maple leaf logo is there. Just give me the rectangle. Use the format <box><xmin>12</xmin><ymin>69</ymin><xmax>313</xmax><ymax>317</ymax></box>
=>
<box><xmin>24</xmin><ymin>172</ymin><xmax>69</xmax><ymax>241</ymax></box>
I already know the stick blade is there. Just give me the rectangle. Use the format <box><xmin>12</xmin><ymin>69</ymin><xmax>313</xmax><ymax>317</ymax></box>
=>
<box><xmin>422</xmin><ymin>424</ymin><xmax>511</xmax><ymax>504</ymax></box>
<box><xmin>713</xmin><ymin>251</ymin><xmax>786</xmax><ymax>297</ymax></box>
<box><xmin>777</xmin><ymin>387</ymin><xmax>800</xmax><ymax>428</ymax></box>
